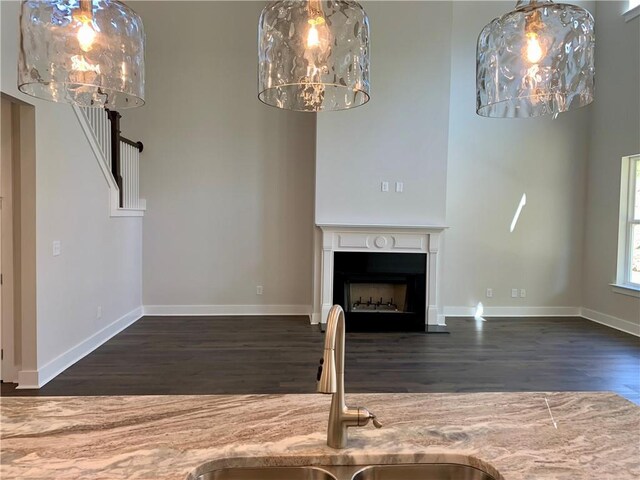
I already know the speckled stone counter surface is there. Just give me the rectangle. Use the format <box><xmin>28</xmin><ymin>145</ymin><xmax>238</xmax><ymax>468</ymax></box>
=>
<box><xmin>1</xmin><ymin>392</ymin><xmax>638</xmax><ymax>480</ymax></box>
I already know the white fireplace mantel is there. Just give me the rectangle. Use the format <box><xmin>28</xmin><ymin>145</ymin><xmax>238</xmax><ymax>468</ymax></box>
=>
<box><xmin>317</xmin><ymin>224</ymin><xmax>447</xmax><ymax>326</ymax></box>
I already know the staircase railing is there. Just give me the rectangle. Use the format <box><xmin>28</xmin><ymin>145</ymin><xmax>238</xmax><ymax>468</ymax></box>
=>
<box><xmin>120</xmin><ymin>139</ymin><xmax>143</xmax><ymax>210</ymax></box>
<box><xmin>82</xmin><ymin>106</ymin><xmax>112</xmax><ymax>167</ymax></box>
<box><xmin>79</xmin><ymin>106</ymin><xmax>145</xmax><ymax>211</ymax></box>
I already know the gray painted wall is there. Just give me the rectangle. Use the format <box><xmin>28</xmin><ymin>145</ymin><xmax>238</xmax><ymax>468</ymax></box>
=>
<box><xmin>124</xmin><ymin>2</ymin><xmax>316</xmax><ymax>309</ymax></box>
<box><xmin>583</xmin><ymin>1</ymin><xmax>640</xmax><ymax>326</ymax></box>
<box><xmin>442</xmin><ymin>1</ymin><xmax>592</xmax><ymax>313</ymax></box>
<box><xmin>315</xmin><ymin>1</ymin><xmax>452</xmax><ymax>227</ymax></box>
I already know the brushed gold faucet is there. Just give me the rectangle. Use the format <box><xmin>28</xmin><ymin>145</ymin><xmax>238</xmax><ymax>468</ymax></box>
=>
<box><xmin>316</xmin><ymin>305</ymin><xmax>382</xmax><ymax>449</ymax></box>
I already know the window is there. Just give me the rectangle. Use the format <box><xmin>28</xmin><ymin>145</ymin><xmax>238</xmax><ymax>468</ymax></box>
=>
<box><xmin>616</xmin><ymin>155</ymin><xmax>640</xmax><ymax>291</ymax></box>
<box><xmin>625</xmin><ymin>0</ymin><xmax>640</xmax><ymax>21</ymax></box>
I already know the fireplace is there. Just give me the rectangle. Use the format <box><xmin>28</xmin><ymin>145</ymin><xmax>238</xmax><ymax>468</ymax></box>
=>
<box><xmin>315</xmin><ymin>224</ymin><xmax>446</xmax><ymax>329</ymax></box>
<box><xmin>333</xmin><ymin>252</ymin><xmax>426</xmax><ymax>331</ymax></box>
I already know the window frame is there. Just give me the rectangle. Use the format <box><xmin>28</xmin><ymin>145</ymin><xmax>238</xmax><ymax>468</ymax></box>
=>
<box><xmin>614</xmin><ymin>154</ymin><xmax>640</xmax><ymax>296</ymax></box>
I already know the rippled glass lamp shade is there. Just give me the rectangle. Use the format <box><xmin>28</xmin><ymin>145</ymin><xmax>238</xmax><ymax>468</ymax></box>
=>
<box><xmin>477</xmin><ymin>0</ymin><xmax>594</xmax><ymax>118</ymax></box>
<box><xmin>258</xmin><ymin>0</ymin><xmax>370</xmax><ymax>112</ymax></box>
<box><xmin>19</xmin><ymin>0</ymin><xmax>145</xmax><ymax>109</ymax></box>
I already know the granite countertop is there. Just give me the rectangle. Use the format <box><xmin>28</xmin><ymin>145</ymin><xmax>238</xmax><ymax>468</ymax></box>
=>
<box><xmin>1</xmin><ymin>392</ymin><xmax>638</xmax><ymax>480</ymax></box>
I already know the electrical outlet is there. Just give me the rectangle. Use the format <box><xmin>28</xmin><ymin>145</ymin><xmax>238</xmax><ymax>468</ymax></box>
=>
<box><xmin>395</xmin><ymin>182</ymin><xmax>404</xmax><ymax>193</ymax></box>
<box><xmin>381</xmin><ymin>181</ymin><xmax>389</xmax><ymax>192</ymax></box>
<box><xmin>520</xmin><ymin>289</ymin><xmax>526</xmax><ymax>298</ymax></box>
<box><xmin>52</xmin><ymin>240</ymin><xmax>61</xmax><ymax>256</ymax></box>
<box><xmin>486</xmin><ymin>288</ymin><xmax>493</xmax><ymax>298</ymax></box>
<box><xmin>511</xmin><ymin>288</ymin><xmax>518</xmax><ymax>298</ymax></box>
<box><xmin>97</xmin><ymin>306</ymin><xmax>102</xmax><ymax>319</ymax></box>
<box><xmin>256</xmin><ymin>285</ymin><xmax>263</xmax><ymax>295</ymax></box>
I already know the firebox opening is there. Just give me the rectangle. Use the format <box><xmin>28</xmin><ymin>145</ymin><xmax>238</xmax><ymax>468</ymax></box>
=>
<box><xmin>333</xmin><ymin>251</ymin><xmax>427</xmax><ymax>332</ymax></box>
<box><xmin>349</xmin><ymin>283</ymin><xmax>408</xmax><ymax>312</ymax></box>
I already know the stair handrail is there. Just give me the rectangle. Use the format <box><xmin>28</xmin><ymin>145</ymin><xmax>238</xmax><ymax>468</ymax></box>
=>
<box><xmin>105</xmin><ymin>109</ymin><xmax>144</xmax><ymax>208</ymax></box>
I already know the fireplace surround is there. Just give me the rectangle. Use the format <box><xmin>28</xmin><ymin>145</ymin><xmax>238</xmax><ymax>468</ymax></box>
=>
<box><xmin>316</xmin><ymin>224</ymin><xmax>446</xmax><ymax>328</ymax></box>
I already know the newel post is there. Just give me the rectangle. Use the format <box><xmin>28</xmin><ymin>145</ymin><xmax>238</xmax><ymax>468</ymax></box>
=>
<box><xmin>106</xmin><ymin>109</ymin><xmax>123</xmax><ymax>208</ymax></box>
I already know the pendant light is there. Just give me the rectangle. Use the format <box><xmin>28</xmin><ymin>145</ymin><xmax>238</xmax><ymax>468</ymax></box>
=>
<box><xmin>19</xmin><ymin>0</ymin><xmax>145</xmax><ymax>108</ymax></box>
<box><xmin>258</xmin><ymin>0</ymin><xmax>370</xmax><ymax>112</ymax></box>
<box><xmin>476</xmin><ymin>0</ymin><xmax>595</xmax><ymax>118</ymax></box>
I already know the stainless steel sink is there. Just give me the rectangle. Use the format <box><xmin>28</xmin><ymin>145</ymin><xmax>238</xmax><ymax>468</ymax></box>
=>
<box><xmin>351</xmin><ymin>464</ymin><xmax>496</xmax><ymax>480</ymax></box>
<box><xmin>195</xmin><ymin>464</ymin><xmax>497</xmax><ymax>480</ymax></box>
<box><xmin>196</xmin><ymin>467</ymin><xmax>337</xmax><ymax>480</ymax></box>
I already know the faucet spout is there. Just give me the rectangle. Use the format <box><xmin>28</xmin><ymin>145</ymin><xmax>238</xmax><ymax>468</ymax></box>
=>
<box><xmin>316</xmin><ymin>305</ymin><xmax>381</xmax><ymax>449</ymax></box>
<box><xmin>317</xmin><ymin>305</ymin><xmax>344</xmax><ymax>394</ymax></box>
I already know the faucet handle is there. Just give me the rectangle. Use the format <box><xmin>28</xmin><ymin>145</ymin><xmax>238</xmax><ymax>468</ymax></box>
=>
<box><xmin>358</xmin><ymin>408</ymin><xmax>382</xmax><ymax>429</ymax></box>
<box><xmin>370</xmin><ymin>415</ymin><xmax>382</xmax><ymax>429</ymax></box>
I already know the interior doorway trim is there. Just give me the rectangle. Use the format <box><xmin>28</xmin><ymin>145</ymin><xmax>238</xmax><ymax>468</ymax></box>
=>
<box><xmin>0</xmin><ymin>92</ymin><xmax>37</xmax><ymax>386</ymax></box>
<box><xmin>1</xmin><ymin>95</ymin><xmax>17</xmax><ymax>382</ymax></box>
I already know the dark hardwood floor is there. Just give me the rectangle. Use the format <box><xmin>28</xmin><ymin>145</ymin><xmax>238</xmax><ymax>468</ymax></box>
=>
<box><xmin>2</xmin><ymin>316</ymin><xmax>639</xmax><ymax>403</ymax></box>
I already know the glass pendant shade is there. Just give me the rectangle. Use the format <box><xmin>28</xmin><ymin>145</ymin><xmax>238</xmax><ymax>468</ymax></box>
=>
<box><xmin>258</xmin><ymin>0</ymin><xmax>370</xmax><ymax>112</ymax></box>
<box><xmin>476</xmin><ymin>0</ymin><xmax>595</xmax><ymax>118</ymax></box>
<box><xmin>19</xmin><ymin>0</ymin><xmax>145</xmax><ymax>109</ymax></box>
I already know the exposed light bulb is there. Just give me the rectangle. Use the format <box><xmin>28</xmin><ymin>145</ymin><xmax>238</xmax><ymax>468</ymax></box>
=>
<box><xmin>525</xmin><ymin>32</ymin><xmax>543</xmax><ymax>63</ymax></box>
<box><xmin>306</xmin><ymin>17</ymin><xmax>324</xmax><ymax>49</ymax></box>
<box><xmin>77</xmin><ymin>20</ymin><xmax>97</xmax><ymax>52</ymax></box>
<box><xmin>307</xmin><ymin>24</ymin><xmax>320</xmax><ymax>48</ymax></box>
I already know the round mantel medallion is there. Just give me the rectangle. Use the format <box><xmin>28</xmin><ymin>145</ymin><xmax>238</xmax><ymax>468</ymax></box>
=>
<box><xmin>374</xmin><ymin>236</ymin><xmax>388</xmax><ymax>248</ymax></box>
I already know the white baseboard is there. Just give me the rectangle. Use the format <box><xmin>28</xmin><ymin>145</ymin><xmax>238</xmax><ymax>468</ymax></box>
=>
<box><xmin>581</xmin><ymin>308</ymin><xmax>640</xmax><ymax>337</ymax></box>
<box><xmin>143</xmin><ymin>304</ymin><xmax>312</xmax><ymax>317</ymax></box>
<box><xmin>444</xmin><ymin>305</ymin><xmax>639</xmax><ymax>337</ymax></box>
<box><xmin>443</xmin><ymin>306</ymin><xmax>581</xmax><ymax>317</ymax></box>
<box><xmin>17</xmin><ymin>306</ymin><xmax>144</xmax><ymax>389</ymax></box>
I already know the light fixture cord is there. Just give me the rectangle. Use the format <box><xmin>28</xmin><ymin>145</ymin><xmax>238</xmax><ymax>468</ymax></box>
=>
<box><xmin>515</xmin><ymin>0</ymin><xmax>543</xmax><ymax>10</ymax></box>
<box><xmin>525</xmin><ymin>8</ymin><xmax>543</xmax><ymax>34</ymax></box>
<box><xmin>76</xmin><ymin>0</ymin><xmax>93</xmax><ymax>22</ymax></box>
<box><xmin>307</xmin><ymin>0</ymin><xmax>323</xmax><ymax>19</ymax></box>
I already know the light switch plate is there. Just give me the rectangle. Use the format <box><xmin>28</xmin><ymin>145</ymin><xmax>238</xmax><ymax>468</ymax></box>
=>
<box><xmin>520</xmin><ymin>289</ymin><xmax>526</xmax><ymax>298</ymax></box>
<box><xmin>486</xmin><ymin>288</ymin><xmax>493</xmax><ymax>298</ymax></box>
<box><xmin>381</xmin><ymin>181</ymin><xmax>389</xmax><ymax>192</ymax></box>
<box><xmin>511</xmin><ymin>288</ymin><xmax>518</xmax><ymax>298</ymax></box>
<box><xmin>395</xmin><ymin>182</ymin><xmax>404</xmax><ymax>193</ymax></box>
<box><xmin>52</xmin><ymin>240</ymin><xmax>61</xmax><ymax>256</ymax></box>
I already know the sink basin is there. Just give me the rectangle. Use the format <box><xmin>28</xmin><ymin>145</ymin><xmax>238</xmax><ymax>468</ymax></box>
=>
<box><xmin>196</xmin><ymin>467</ymin><xmax>337</xmax><ymax>480</ymax></box>
<box><xmin>352</xmin><ymin>464</ymin><xmax>496</xmax><ymax>480</ymax></box>
<box><xmin>195</xmin><ymin>464</ymin><xmax>497</xmax><ymax>480</ymax></box>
